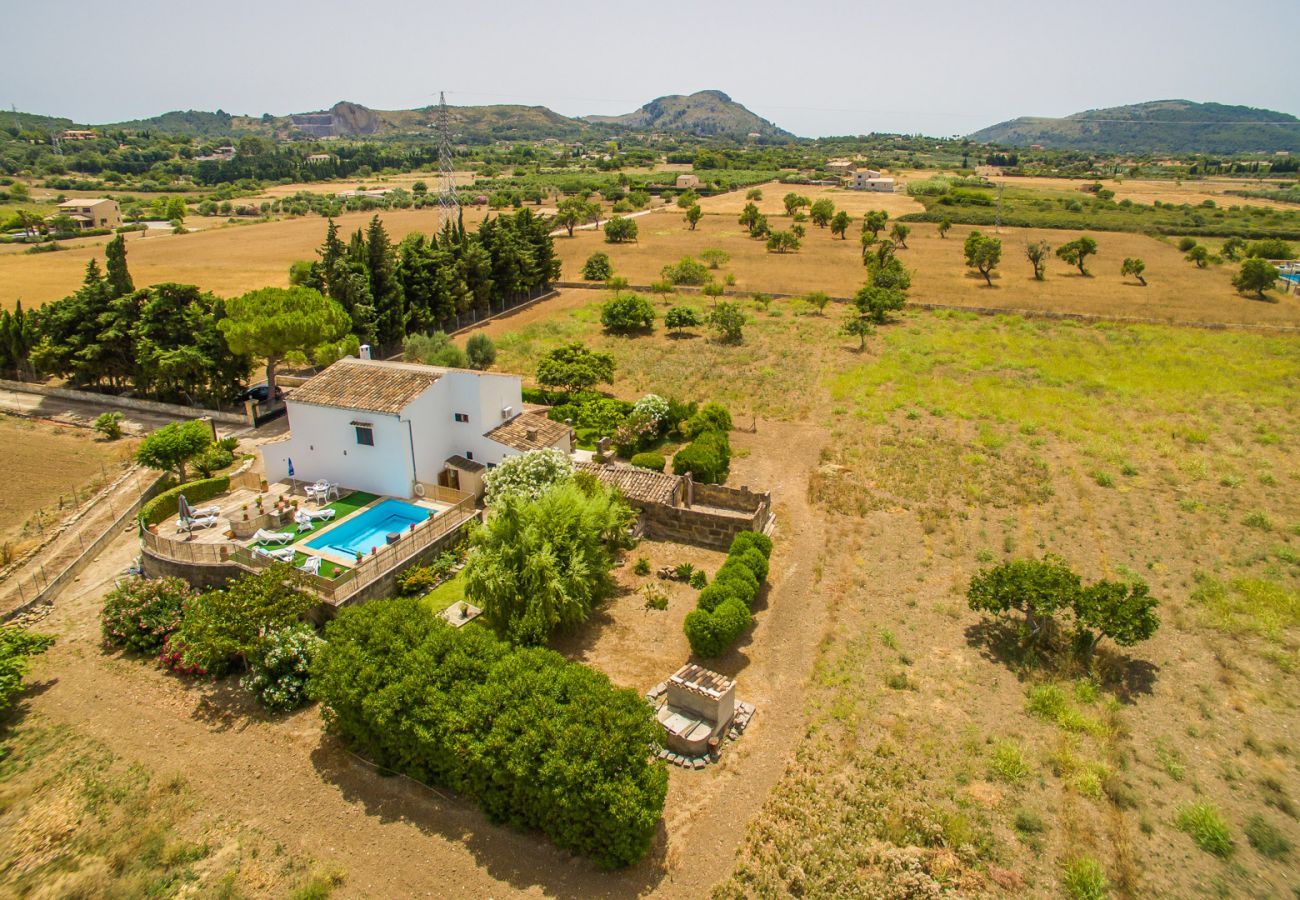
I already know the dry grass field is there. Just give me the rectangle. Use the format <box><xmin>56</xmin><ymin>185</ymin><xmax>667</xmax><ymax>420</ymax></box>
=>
<box><xmin>0</xmin><ymin>414</ymin><xmax>135</xmax><ymax>556</ymax></box>
<box><xmin>472</xmin><ymin>289</ymin><xmax>1300</xmax><ymax>897</ymax></box>
<box><xmin>553</xmin><ymin>208</ymin><xmax>1300</xmax><ymax>326</ymax></box>
<box><xmin>0</xmin><ymin>205</ymin><xmax>503</xmax><ymax>309</ymax></box>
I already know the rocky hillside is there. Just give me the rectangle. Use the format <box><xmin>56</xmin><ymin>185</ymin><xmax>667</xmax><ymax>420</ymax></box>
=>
<box><xmin>969</xmin><ymin>100</ymin><xmax>1300</xmax><ymax>154</ymax></box>
<box><xmin>584</xmin><ymin>90</ymin><xmax>791</xmax><ymax>139</ymax></box>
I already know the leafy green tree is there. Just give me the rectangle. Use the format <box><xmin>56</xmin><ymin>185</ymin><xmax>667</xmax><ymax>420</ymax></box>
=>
<box><xmin>707</xmin><ymin>301</ymin><xmax>745</xmax><ymax>343</ymax></box>
<box><xmin>581</xmin><ymin>251</ymin><xmax>613</xmax><ymax>281</ymax></box>
<box><xmin>664</xmin><ymin>305</ymin><xmax>703</xmax><ymax>335</ymax></box>
<box><xmin>556</xmin><ymin>197</ymin><xmax>599</xmax><ymax>237</ymax></box>
<box><xmin>889</xmin><ymin>223</ymin><xmax>910</xmax><ymax>249</ymax></box>
<box><xmin>536</xmin><ymin>342</ymin><xmax>615</xmax><ymax>393</ymax></box>
<box><xmin>1121</xmin><ymin>257</ymin><xmax>1147</xmax><ymax>286</ymax></box>
<box><xmin>364</xmin><ymin>215</ymin><xmax>404</xmax><ymax>348</ymax></box>
<box><xmin>165</xmin><ymin>196</ymin><xmax>188</xmax><ymax>221</ymax></box>
<box><xmin>1073</xmin><ymin>580</ymin><xmax>1160</xmax><ymax>662</ymax></box>
<box><xmin>218</xmin><ymin>286</ymin><xmax>351</xmax><ymax>398</ymax></box>
<box><xmin>809</xmin><ymin>199</ymin><xmax>835</xmax><ymax>227</ymax></box>
<box><xmin>464</xmin><ymin>482</ymin><xmax>631</xmax><ymax>645</ymax></box>
<box><xmin>1185</xmin><ymin>244</ymin><xmax>1211</xmax><ymax>268</ymax></box>
<box><xmin>135</xmin><ymin>419</ymin><xmax>212</xmax><ymax>483</ymax></box>
<box><xmin>700</xmin><ymin>248</ymin><xmax>730</xmax><ymax>269</ymax></box>
<box><xmin>966</xmin><ymin>556</ymin><xmax>1082</xmax><ymax>648</ymax></box>
<box><xmin>104</xmin><ymin>234</ymin><xmax>134</xmax><ymax>298</ymax></box>
<box><xmin>830</xmin><ymin>210</ymin><xmax>851</xmax><ymax>239</ymax></box>
<box><xmin>748</xmin><ymin>213</ymin><xmax>770</xmax><ymax>239</ymax></box>
<box><xmin>1026</xmin><ymin>240</ymin><xmax>1051</xmax><ymax>280</ymax></box>
<box><xmin>676</xmin><ymin>189</ymin><xmax>699</xmax><ymax>209</ymax></box>
<box><xmin>964</xmin><ymin>230</ymin><xmax>1003</xmax><ymax>286</ymax></box>
<box><xmin>1221</xmin><ymin>237</ymin><xmax>1245</xmax><ymax>260</ymax></box>
<box><xmin>1232</xmin><ymin>258</ymin><xmax>1279</xmax><ymax>298</ymax></box>
<box><xmin>738</xmin><ymin>202</ymin><xmax>761</xmax><ymax>232</ymax></box>
<box><xmin>854</xmin><ymin>283</ymin><xmax>907</xmax><ymax>325</ymax></box>
<box><xmin>1245</xmin><ymin>238</ymin><xmax>1291</xmax><ymax>259</ymax></box>
<box><xmin>661</xmin><ymin>256</ymin><xmax>711</xmax><ymax>285</ymax></box>
<box><xmin>842</xmin><ymin>310</ymin><xmax>874</xmax><ymax>350</ymax></box>
<box><xmin>465</xmin><ymin>332</ymin><xmax>496</xmax><ymax>370</ymax></box>
<box><xmin>766</xmin><ymin>230</ymin><xmax>801</xmax><ymax>254</ymax></box>
<box><xmin>603</xmin><ymin>216</ymin><xmax>638</xmax><ymax>244</ymax></box>
<box><xmin>791</xmin><ymin>223</ymin><xmax>806</xmax><ymax>239</ymax></box>
<box><xmin>782</xmin><ymin>192</ymin><xmax>810</xmax><ymax>216</ymax></box>
<box><xmin>938</xmin><ymin>217</ymin><xmax>952</xmax><ymax>239</ymax></box>
<box><xmin>684</xmin><ymin>204</ymin><xmax>703</xmax><ymax>230</ymax></box>
<box><xmin>745</xmin><ymin>188</ymin><xmax>763</xmax><ymax>201</ymax></box>
<box><xmin>1056</xmin><ymin>236</ymin><xmax>1098</xmax><ymax>276</ymax></box>
<box><xmin>804</xmin><ymin>291</ymin><xmax>831</xmax><ymax>314</ymax></box>
<box><xmin>863</xmin><ymin>209</ymin><xmax>889</xmax><ymax>239</ymax></box>
<box><xmin>600</xmin><ymin>293</ymin><xmax>656</xmax><ymax>333</ymax></box>
<box><xmin>169</xmin><ymin>565</ymin><xmax>316</xmax><ymax>675</ymax></box>
<box><xmin>0</xmin><ymin>626</ymin><xmax>54</xmax><ymax>716</ymax></box>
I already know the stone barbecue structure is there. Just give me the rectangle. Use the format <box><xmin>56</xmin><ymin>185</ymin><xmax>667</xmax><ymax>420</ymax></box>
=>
<box><xmin>648</xmin><ymin>664</ymin><xmax>755</xmax><ymax>767</ymax></box>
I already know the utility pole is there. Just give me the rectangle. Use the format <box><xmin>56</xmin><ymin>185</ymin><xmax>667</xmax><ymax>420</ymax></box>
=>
<box><xmin>436</xmin><ymin>91</ymin><xmax>459</xmax><ymax>231</ymax></box>
<box><xmin>995</xmin><ymin>181</ymin><xmax>1005</xmax><ymax>234</ymax></box>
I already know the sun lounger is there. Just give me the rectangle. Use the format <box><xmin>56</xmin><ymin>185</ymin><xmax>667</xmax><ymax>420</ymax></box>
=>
<box><xmin>252</xmin><ymin>528</ymin><xmax>293</xmax><ymax>545</ymax></box>
<box><xmin>253</xmin><ymin>545</ymin><xmax>296</xmax><ymax>562</ymax></box>
<box><xmin>177</xmin><ymin>514</ymin><xmax>218</xmax><ymax>532</ymax></box>
<box><xmin>297</xmin><ymin>555</ymin><xmax>322</xmax><ymax>576</ymax></box>
<box><xmin>295</xmin><ymin>507</ymin><xmax>336</xmax><ymax>533</ymax></box>
<box><xmin>190</xmin><ymin>504</ymin><xmax>221</xmax><ymax>517</ymax></box>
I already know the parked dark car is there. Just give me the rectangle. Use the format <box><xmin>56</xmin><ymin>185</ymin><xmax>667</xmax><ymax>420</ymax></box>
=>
<box><xmin>234</xmin><ymin>383</ymin><xmax>283</xmax><ymax>404</ymax></box>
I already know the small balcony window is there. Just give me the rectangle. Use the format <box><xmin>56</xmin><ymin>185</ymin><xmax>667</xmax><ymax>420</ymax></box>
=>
<box><xmin>355</xmin><ymin>425</ymin><xmax>374</xmax><ymax>446</ymax></box>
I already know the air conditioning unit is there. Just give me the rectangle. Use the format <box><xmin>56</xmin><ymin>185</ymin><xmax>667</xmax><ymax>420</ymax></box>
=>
<box><xmin>500</xmin><ymin>405</ymin><xmax>513</xmax><ymax>420</ymax></box>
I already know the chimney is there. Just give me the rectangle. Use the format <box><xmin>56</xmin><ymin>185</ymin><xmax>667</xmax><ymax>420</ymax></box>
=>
<box><xmin>359</xmin><ymin>344</ymin><xmax>372</xmax><ymax>360</ymax></box>
<box><xmin>525</xmin><ymin>427</ymin><xmax>538</xmax><ymax>442</ymax></box>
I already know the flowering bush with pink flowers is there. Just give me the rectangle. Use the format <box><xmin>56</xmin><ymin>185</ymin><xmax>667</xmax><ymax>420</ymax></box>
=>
<box><xmin>100</xmin><ymin>576</ymin><xmax>194</xmax><ymax>655</ymax></box>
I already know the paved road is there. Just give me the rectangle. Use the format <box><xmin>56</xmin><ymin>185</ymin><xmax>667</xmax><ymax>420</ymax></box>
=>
<box><xmin>0</xmin><ymin>387</ymin><xmax>189</xmax><ymax>434</ymax></box>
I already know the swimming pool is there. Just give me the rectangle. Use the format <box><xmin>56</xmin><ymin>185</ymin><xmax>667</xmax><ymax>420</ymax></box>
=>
<box><xmin>304</xmin><ymin>498</ymin><xmax>432</xmax><ymax>557</ymax></box>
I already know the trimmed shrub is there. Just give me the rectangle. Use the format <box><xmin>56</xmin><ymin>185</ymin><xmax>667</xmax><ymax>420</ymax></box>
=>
<box><xmin>139</xmin><ymin>475</ymin><xmax>230</xmax><ymax>527</ymax></box>
<box><xmin>582</xmin><ymin>252</ymin><xmax>613</xmax><ymax>280</ymax></box>
<box><xmin>697</xmin><ymin>581</ymin><xmax>741</xmax><ymax>613</ymax></box>
<box><xmin>730</xmin><ymin>531</ymin><xmax>773</xmax><ymax>559</ymax></box>
<box><xmin>684</xmin><ymin>599</ymin><xmax>750</xmax><ymax>657</ymax></box>
<box><xmin>241</xmin><ymin>623</ymin><xmax>322</xmax><ymax>712</ymax></box>
<box><xmin>630</xmin><ymin>452</ymin><xmax>666</xmax><ymax>472</ymax></box>
<box><xmin>672</xmin><ymin>430</ymin><xmax>730</xmax><ymax>484</ymax></box>
<box><xmin>100</xmin><ymin>576</ymin><xmax>194</xmax><ymax>654</ymax></box>
<box><xmin>735</xmin><ymin>546</ymin><xmax>770</xmax><ymax>583</ymax></box>
<box><xmin>684</xmin><ymin>402</ymin><xmax>733</xmax><ymax>439</ymax></box>
<box><xmin>600</xmin><ymin>293</ymin><xmax>655</xmax><ymax>333</ymax></box>
<box><xmin>309</xmin><ymin>597</ymin><xmax>667</xmax><ymax>867</ymax></box>
<box><xmin>714</xmin><ymin>559</ymin><xmax>759</xmax><ymax>606</ymax></box>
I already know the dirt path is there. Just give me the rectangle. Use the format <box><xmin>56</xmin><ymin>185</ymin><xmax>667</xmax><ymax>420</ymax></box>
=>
<box><xmin>23</xmin><ymin>421</ymin><xmax>830</xmax><ymax>898</ymax></box>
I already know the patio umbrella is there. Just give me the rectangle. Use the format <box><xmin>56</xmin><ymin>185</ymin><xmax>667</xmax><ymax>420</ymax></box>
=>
<box><xmin>287</xmin><ymin>457</ymin><xmax>296</xmax><ymax>494</ymax></box>
<box><xmin>177</xmin><ymin>494</ymin><xmax>193</xmax><ymax>522</ymax></box>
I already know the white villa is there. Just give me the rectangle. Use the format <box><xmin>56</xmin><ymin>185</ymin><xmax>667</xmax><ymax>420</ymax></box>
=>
<box><xmin>262</xmin><ymin>358</ymin><xmax>572</xmax><ymax>500</ymax></box>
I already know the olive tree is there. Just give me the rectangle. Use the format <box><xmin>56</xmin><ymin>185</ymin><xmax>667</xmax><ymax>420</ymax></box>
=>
<box><xmin>830</xmin><ymin>211</ymin><xmax>851</xmax><ymax>239</ymax></box>
<box><xmin>1026</xmin><ymin>241</ymin><xmax>1051</xmax><ymax>280</ymax></box>
<box><xmin>135</xmin><ymin>419</ymin><xmax>213</xmax><ymax>483</ymax></box>
<box><xmin>964</xmin><ymin>231</ymin><xmax>1002</xmax><ymax>286</ymax></box>
<box><xmin>1232</xmin><ymin>258</ymin><xmax>1279</xmax><ymax>298</ymax></box>
<box><xmin>1056</xmin><ymin>236</ymin><xmax>1098</xmax><ymax>276</ymax></box>
<box><xmin>1120</xmin><ymin>257</ymin><xmax>1147</xmax><ymax>286</ymax></box>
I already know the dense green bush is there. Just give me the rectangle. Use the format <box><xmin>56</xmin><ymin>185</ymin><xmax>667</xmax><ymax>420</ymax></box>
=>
<box><xmin>672</xmin><ymin>430</ymin><xmax>731</xmax><ymax>484</ymax></box>
<box><xmin>683</xmin><ymin>528</ymin><xmax>774</xmax><ymax>657</ymax></box>
<box><xmin>139</xmin><ymin>475</ymin><xmax>230</xmax><ymax>526</ymax></box>
<box><xmin>630</xmin><ymin>452</ymin><xmax>666</xmax><ymax>472</ymax></box>
<box><xmin>0</xmin><ymin>627</ymin><xmax>54</xmax><ymax>717</ymax></box>
<box><xmin>309</xmin><ymin>597</ymin><xmax>667</xmax><ymax>867</ymax></box>
<box><xmin>101</xmin><ymin>576</ymin><xmax>194</xmax><ymax>654</ymax></box>
<box><xmin>465</xmin><ymin>333</ymin><xmax>497</xmax><ymax>370</ymax></box>
<box><xmin>193</xmin><ymin>445</ymin><xmax>234</xmax><ymax>477</ymax></box>
<box><xmin>684</xmin><ymin>402</ymin><xmax>733</xmax><ymax>439</ymax></box>
<box><xmin>581</xmin><ymin>252</ymin><xmax>613</xmax><ymax>281</ymax></box>
<box><xmin>600</xmin><ymin>293</ymin><xmax>655</xmax><ymax>333</ymax></box>
<box><xmin>241</xmin><ymin>623</ymin><xmax>322</xmax><ymax>712</ymax></box>
<box><xmin>661</xmin><ymin>256</ymin><xmax>711</xmax><ymax>286</ymax></box>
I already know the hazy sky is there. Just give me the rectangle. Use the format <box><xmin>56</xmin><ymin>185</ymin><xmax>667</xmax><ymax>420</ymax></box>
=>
<box><xmin>11</xmin><ymin>0</ymin><xmax>1298</xmax><ymax>138</ymax></box>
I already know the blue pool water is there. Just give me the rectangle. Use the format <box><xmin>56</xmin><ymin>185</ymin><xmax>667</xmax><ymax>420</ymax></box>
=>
<box><xmin>1282</xmin><ymin>273</ymin><xmax>1299</xmax><ymax>285</ymax></box>
<box><xmin>304</xmin><ymin>498</ymin><xmax>432</xmax><ymax>557</ymax></box>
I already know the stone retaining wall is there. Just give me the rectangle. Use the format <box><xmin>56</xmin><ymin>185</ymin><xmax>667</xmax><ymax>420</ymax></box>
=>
<box><xmin>0</xmin><ymin>379</ymin><xmax>249</xmax><ymax>425</ymax></box>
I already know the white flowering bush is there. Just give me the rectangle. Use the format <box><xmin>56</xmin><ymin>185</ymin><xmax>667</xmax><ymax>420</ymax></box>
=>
<box><xmin>632</xmin><ymin>394</ymin><xmax>669</xmax><ymax>428</ymax></box>
<box><xmin>241</xmin><ymin>623</ymin><xmax>322</xmax><ymax>712</ymax></box>
<box><xmin>482</xmin><ymin>447</ymin><xmax>574</xmax><ymax>505</ymax></box>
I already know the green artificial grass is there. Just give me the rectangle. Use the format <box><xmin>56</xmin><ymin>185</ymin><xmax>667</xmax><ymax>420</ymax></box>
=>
<box><xmin>246</xmin><ymin>489</ymin><xmax>381</xmax><ymax>579</ymax></box>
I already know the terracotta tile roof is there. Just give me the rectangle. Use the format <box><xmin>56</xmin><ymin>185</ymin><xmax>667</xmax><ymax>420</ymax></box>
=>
<box><xmin>287</xmin><ymin>358</ymin><xmax>442</xmax><ymax>414</ymax></box>
<box><xmin>485</xmin><ymin>411</ymin><xmax>571</xmax><ymax>452</ymax></box>
<box><xmin>575</xmin><ymin>461</ymin><xmax>681</xmax><ymax>505</ymax></box>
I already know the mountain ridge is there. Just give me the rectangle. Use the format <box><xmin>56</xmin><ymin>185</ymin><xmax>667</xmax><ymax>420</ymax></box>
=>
<box><xmin>969</xmin><ymin>99</ymin><xmax>1300</xmax><ymax>154</ymax></box>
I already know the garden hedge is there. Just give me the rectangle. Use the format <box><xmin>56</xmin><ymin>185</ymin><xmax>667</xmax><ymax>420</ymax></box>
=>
<box><xmin>683</xmin><ymin>531</ymin><xmax>774</xmax><ymax>658</ymax></box>
<box><xmin>630</xmin><ymin>452</ymin><xmax>666</xmax><ymax>472</ymax></box>
<box><xmin>672</xmin><ymin>429</ymin><xmax>731</xmax><ymax>484</ymax></box>
<box><xmin>309</xmin><ymin>597</ymin><xmax>667</xmax><ymax>868</ymax></box>
<box><xmin>139</xmin><ymin>475</ymin><xmax>230</xmax><ymax>527</ymax></box>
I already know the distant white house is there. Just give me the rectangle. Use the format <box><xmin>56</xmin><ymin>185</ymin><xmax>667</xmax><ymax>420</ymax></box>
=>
<box><xmin>851</xmin><ymin>170</ymin><xmax>894</xmax><ymax>192</ymax></box>
<box><xmin>262</xmin><ymin>358</ymin><xmax>572</xmax><ymax>499</ymax></box>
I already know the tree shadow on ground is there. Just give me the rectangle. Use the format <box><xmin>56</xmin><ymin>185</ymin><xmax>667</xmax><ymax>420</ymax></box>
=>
<box><xmin>309</xmin><ymin>737</ymin><xmax>669</xmax><ymax>898</ymax></box>
<box><xmin>964</xmin><ymin>618</ymin><xmax>1159</xmax><ymax>701</ymax></box>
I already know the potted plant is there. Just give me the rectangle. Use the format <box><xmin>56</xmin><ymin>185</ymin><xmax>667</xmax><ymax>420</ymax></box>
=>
<box><xmin>260</xmin><ymin>478</ymin><xmax>269</xmax><ymax>491</ymax></box>
<box><xmin>146</xmin><ymin>522</ymin><xmax>158</xmax><ymax>534</ymax></box>
<box><xmin>459</xmin><ymin>601</ymin><xmax>469</xmax><ymax>620</ymax></box>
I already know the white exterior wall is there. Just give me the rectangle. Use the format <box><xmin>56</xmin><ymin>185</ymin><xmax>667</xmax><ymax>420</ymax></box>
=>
<box><xmin>262</xmin><ymin>368</ymin><xmax>526</xmax><ymax>499</ymax></box>
<box><xmin>262</xmin><ymin>403</ymin><xmax>413</xmax><ymax>498</ymax></box>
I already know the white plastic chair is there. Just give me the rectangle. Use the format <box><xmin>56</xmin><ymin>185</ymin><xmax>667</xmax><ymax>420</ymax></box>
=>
<box><xmin>298</xmin><ymin>555</ymin><xmax>322</xmax><ymax>576</ymax></box>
